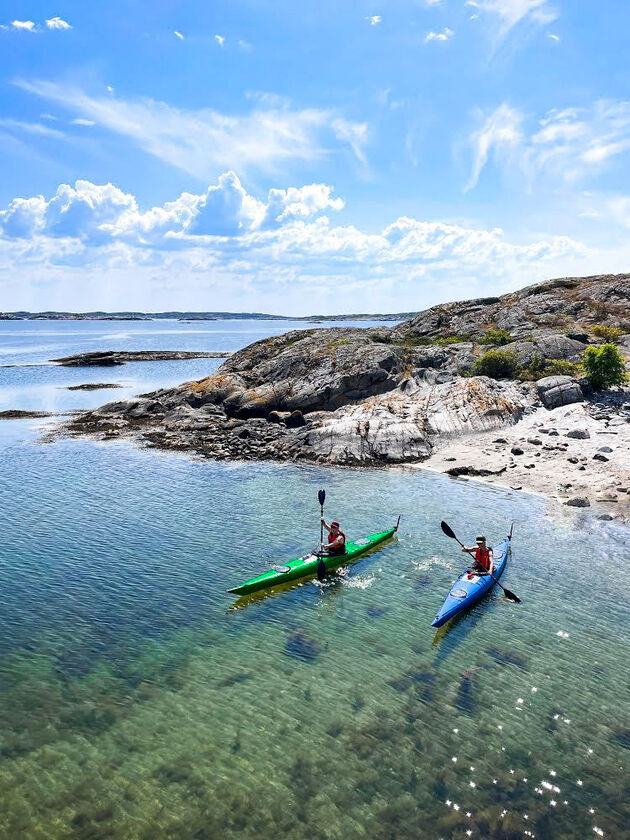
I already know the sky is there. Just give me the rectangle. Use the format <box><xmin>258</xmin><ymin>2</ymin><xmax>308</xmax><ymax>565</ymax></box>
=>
<box><xmin>1</xmin><ymin>1</ymin><xmax>629</xmax><ymax>315</ymax></box>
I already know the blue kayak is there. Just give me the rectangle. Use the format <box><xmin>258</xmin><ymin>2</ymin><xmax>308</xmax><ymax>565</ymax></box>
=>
<box><xmin>431</xmin><ymin>536</ymin><xmax>511</xmax><ymax>628</ymax></box>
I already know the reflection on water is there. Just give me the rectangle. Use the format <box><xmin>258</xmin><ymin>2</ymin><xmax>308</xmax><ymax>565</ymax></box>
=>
<box><xmin>0</xmin><ymin>438</ymin><xmax>628</xmax><ymax>840</ymax></box>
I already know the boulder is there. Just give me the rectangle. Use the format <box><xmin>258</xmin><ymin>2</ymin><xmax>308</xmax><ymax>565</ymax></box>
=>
<box><xmin>536</xmin><ymin>376</ymin><xmax>584</xmax><ymax>409</ymax></box>
<box><xmin>565</xmin><ymin>497</ymin><xmax>590</xmax><ymax>507</ymax></box>
<box><xmin>566</xmin><ymin>428</ymin><xmax>590</xmax><ymax>439</ymax></box>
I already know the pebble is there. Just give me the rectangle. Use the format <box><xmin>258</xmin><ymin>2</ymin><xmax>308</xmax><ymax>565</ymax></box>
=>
<box><xmin>598</xmin><ymin>446</ymin><xmax>613</xmax><ymax>453</ymax></box>
<box><xmin>567</xmin><ymin>457</ymin><xmax>579</xmax><ymax>464</ymax></box>
<box><xmin>597</xmin><ymin>514</ymin><xmax>613</xmax><ymax>521</ymax></box>
<box><xmin>511</xmin><ymin>447</ymin><xmax>524</xmax><ymax>455</ymax></box>
<box><xmin>527</xmin><ymin>438</ymin><xmax>542</xmax><ymax>445</ymax></box>
<box><xmin>593</xmin><ymin>453</ymin><xmax>609</xmax><ymax>462</ymax></box>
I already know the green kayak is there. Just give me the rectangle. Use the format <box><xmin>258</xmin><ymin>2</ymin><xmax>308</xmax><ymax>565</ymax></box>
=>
<box><xmin>228</xmin><ymin>523</ymin><xmax>399</xmax><ymax>596</ymax></box>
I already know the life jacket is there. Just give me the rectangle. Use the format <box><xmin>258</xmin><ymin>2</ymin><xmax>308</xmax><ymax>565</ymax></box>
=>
<box><xmin>474</xmin><ymin>545</ymin><xmax>491</xmax><ymax>572</ymax></box>
<box><xmin>327</xmin><ymin>529</ymin><xmax>346</xmax><ymax>554</ymax></box>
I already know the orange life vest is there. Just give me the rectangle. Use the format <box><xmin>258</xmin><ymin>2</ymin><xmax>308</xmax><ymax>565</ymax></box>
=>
<box><xmin>474</xmin><ymin>545</ymin><xmax>491</xmax><ymax>572</ymax></box>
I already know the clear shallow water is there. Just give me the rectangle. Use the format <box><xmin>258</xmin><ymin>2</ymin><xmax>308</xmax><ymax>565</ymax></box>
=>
<box><xmin>0</xmin><ymin>322</ymin><xmax>628</xmax><ymax>840</ymax></box>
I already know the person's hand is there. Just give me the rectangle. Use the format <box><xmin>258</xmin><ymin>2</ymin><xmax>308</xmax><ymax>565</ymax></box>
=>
<box><xmin>321</xmin><ymin>517</ymin><xmax>325</xmax><ymax>524</ymax></box>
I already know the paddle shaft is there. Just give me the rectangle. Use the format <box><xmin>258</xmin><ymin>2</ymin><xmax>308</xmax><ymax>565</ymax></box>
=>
<box><xmin>317</xmin><ymin>489</ymin><xmax>326</xmax><ymax>580</ymax></box>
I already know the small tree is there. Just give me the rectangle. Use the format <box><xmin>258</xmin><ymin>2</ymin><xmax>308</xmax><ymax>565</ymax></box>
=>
<box><xmin>473</xmin><ymin>349</ymin><xmax>518</xmax><ymax>379</ymax></box>
<box><xmin>582</xmin><ymin>343</ymin><xmax>627</xmax><ymax>390</ymax></box>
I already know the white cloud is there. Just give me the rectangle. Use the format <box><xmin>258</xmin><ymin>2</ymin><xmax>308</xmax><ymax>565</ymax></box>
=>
<box><xmin>237</xmin><ymin>39</ymin><xmax>252</xmax><ymax>51</ymax></box>
<box><xmin>466</xmin><ymin>100</ymin><xmax>630</xmax><ymax>190</ymax></box>
<box><xmin>0</xmin><ymin>174</ymin><xmax>593</xmax><ymax>313</ymax></box>
<box><xmin>17</xmin><ymin>80</ymin><xmax>369</xmax><ymax>179</ymax></box>
<box><xmin>45</xmin><ymin>17</ymin><xmax>72</xmax><ymax>30</ymax></box>
<box><xmin>365</xmin><ymin>16</ymin><xmax>382</xmax><ymax>25</ymax></box>
<box><xmin>425</xmin><ymin>27</ymin><xmax>453</xmax><ymax>42</ymax></box>
<box><xmin>11</xmin><ymin>20</ymin><xmax>36</xmax><ymax>31</ymax></box>
<box><xmin>467</xmin><ymin>0</ymin><xmax>558</xmax><ymax>42</ymax></box>
<box><xmin>174</xmin><ymin>30</ymin><xmax>184</xmax><ymax>40</ymax></box>
<box><xmin>547</xmin><ymin>32</ymin><xmax>560</xmax><ymax>41</ymax></box>
<box><xmin>71</xmin><ymin>118</ymin><xmax>96</xmax><ymax>127</ymax></box>
<box><xmin>214</xmin><ymin>34</ymin><xmax>225</xmax><ymax>46</ymax></box>
<box><xmin>0</xmin><ymin>117</ymin><xmax>66</xmax><ymax>139</ymax></box>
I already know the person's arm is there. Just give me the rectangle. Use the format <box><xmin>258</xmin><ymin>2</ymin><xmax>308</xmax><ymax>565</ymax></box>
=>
<box><xmin>488</xmin><ymin>548</ymin><xmax>494</xmax><ymax>572</ymax></box>
<box><xmin>321</xmin><ymin>518</ymin><xmax>331</xmax><ymax>534</ymax></box>
<box><xmin>461</xmin><ymin>545</ymin><xmax>476</xmax><ymax>556</ymax></box>
<box><xmin>329</xmin><ymin>534</ymin><xmax>344</xmax><ymax>549</ymax></box>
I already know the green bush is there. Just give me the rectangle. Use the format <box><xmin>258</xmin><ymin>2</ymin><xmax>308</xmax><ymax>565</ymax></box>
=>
<box><xmin>434</xmin><ymin>334</ymin><xmax>472</xmax><ymax>345</ymax></box>
<box><xmin>472</xmin><ymin>350</ymin><xmax>519</xmax><ymax>379</ymax></box>
<box><xmin>582</xmin><ymin>344</ymin><xmax>627</xmax><ymax>390</ymax></box>
<box><xmin>479</xmin><ymin>328</ymin><xmax>512</xmax><ymax>346</ymax></box>
<box><xmin>591</xmin><ymin>324</ymin><xmax>624</xmax><ymax>343</ymax></box>
<box><xmin>544</xmin><ymin>359</ymin><xmax>581</xmax><ymax>377</ymax></box>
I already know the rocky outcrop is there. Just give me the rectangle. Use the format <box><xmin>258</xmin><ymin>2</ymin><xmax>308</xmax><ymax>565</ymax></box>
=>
<box><xmin>52</xmin><ymin>350</ymin><xmax>230</xmax><ymax>366</ymax></box>
<box><xmin>59</xmin><ymin>273</ymin><xmax>629</xmax><ymax>468</ymax></box>
<box><xmin>395</xmin><ymin>273</ymin><xmax>630</xmax><ymax>342</ymax></box>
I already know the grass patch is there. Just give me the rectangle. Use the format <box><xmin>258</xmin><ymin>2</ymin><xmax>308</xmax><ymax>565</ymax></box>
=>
<box><xmin>591</xmin><ymin>325</ymin><xmax>624</xmax><ymax>343</ymax></box>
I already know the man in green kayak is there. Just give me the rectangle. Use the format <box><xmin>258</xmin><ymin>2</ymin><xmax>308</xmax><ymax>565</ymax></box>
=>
<box><xmin>462</xmin><ymin>535</ymin><xmax>493</xmax><ymax>577</ymax></box>
<box><xmin>321</xmin><ymin>518</ymin><xmax>347</xmax><ymax>556</ymax></box>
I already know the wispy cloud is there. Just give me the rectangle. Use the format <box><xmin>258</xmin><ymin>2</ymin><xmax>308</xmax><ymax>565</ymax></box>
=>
<box><xmin>466</xmin><ymin>100</ymin><xmax>630</xmax><ymax>190</ymax></box>
<box><xmin>365</xmin><ymin>15</ymin><xmax>382</xmax><ymax>25</ymax></box>
<box><xmin>547</xmin><ymin>32</ymin><xmax>560</xmax><ymax>41</ymax></box>
<box><xmin>0</xmin><ymin>117</ymin><xmax>66</xmax><ymax>139</ymax></box>
<box><xmin>465</xmin><ymin>103</ymin><xmax>523</xmax><ymax>191</ymax></box>
<box><xmin>71</xmin><ymin>118</ymin><xmax>96</xmax><ymax>127</ymax></box>
<box><xmin>466</xmin><ymin>0</ymin><xmax>558</xmax><ymax>43</ymax></box>
<box><xmin>16</xmin><ymin>80</ymin><xmax>369</xmax><ymax>179</ymax></box>
<box><xmin>173</xmin><ymin>30</ymin><xmax>184</xmax><ymax>40</ymax></box>
<box><xmin>45</xmin><ymin>17</ymin><xmax>72</xmax><ymax>30</ymax></box>
<box><xmin>425</xmin><ymin>27</ymin><xmax>454</xmax><ymax>43</ymax></box>
<box><xmin>214</xmin><ymin>34</ymin><xmax>225</xmax><ymax>46</ymax></box>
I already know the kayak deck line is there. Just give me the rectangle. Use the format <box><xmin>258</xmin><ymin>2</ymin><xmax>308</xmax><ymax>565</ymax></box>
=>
<box><xmin>430</xmin><ymin>535</ymin><xmax>512</xmax><ymax>628</ymax></box>
<box><xmin>228</xmin><ymin>523</ymin><xmax>399</xmax><ymax>597</ymax></box>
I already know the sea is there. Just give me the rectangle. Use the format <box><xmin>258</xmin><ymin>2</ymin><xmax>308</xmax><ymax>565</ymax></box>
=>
<box><xmin>0</xmin><ymin>319</ymin><xmax>627</xmax><ymax>840</ymax></box>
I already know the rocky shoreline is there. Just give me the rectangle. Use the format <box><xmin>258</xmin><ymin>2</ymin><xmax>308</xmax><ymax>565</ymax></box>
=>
<box><xmin>56</xmin><ymin>273</ymin><xmax>630</xmax><ymax>519</ymax></box>
<box><xmin>52</xmin><ymin>350</ymin><xmax>231</xmax><ymax>366</ymax></box>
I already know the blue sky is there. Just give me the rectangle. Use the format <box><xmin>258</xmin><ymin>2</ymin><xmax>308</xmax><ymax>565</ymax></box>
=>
<box><xmin>1</xmin><ymin>1</ymin><xmax>629</xmax><ymax>314</ymax></box>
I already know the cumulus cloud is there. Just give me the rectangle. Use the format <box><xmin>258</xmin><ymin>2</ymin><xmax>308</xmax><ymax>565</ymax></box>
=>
<box><xmin>45</xmin><ymin>17</ymin><xmax>72</xmax><ymax>30</ymax></box>
<box><xmin>466</xmin><ymin>100</ymin><xmax>630</xmax><ymax>190</ymax></box>
<box><xmin>0</xmin><ymin>174</ymin><xmax>591</xmax><ymax>311</ymax></box>
<box><xmin>16</xmin><ymin>80</ymin><xmax>369</xmax><ymax>179</ymax></box>
<box><xmin>11</xmin><ymin>20</ymin><xmax>36</xmax><ymax>31</ymax></box>
<box><xmin>424</xmin><ymin>27</ymin><xmax>453</xmax><ymax>42</ymax></box>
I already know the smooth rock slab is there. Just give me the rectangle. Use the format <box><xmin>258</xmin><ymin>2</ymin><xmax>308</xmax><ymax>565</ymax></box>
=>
<box><xmin>536</xmin><ymin>376</ymin><xmax>584</xmax><ymax>409</ymax></box>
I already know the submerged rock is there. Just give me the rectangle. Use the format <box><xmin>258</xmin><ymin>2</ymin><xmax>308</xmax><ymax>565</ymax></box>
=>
<box><xmin>285</xmin><ymin>630</ymin><xmax>321</xmax><ymax>663</ymax></box>
<box><xmin>486</xmin><ymin>646</ymin><xmax>527</xmax><ymax>668</ymax></box>
<box><xmin>454</xmin><ymin>666</ymin><xmax>478</xmax><ymax>715</ymax></box>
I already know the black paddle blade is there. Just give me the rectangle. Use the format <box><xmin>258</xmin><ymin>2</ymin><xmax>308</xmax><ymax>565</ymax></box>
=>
<box><xmin>503</xmin><ymin>588</ymin><xmax>521</xmax><ymax>604</ymax></box>
<box><xmin>440</xmin><ymin>520</ymin><xmax>456</xmax><ymax>540</ymax></box>
<box><xmin>317</xmin><ymin>555</ymin><xmax>326</xmax><ymax>581</ymax></box>
<box><xmin>318</xmin><ymin>489</ymin><xmax>325</xmax><ymax>507</ymax></box>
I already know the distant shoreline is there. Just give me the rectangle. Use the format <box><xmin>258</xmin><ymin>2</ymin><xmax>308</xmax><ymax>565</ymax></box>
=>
<box><xmin>0</xmin><ymin>311</ymin><xmax>411</xmax><ymax>323</ymax></box>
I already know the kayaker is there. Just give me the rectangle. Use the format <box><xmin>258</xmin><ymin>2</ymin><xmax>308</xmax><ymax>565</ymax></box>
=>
<box><xmin>321</xmin><ymin>518</ymin><xmax>347</xmax><ymax>555</ymax></box>
<box><xmin>462</xmin><ymin>535</ymin><xmax>493</xmax><ymax>576</ymax></box>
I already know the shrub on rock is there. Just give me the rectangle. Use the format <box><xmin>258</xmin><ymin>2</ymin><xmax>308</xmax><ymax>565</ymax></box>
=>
<box><xmin>582</xmin><ymin>343</ymin><xmax>627</xmax><ymax>390</ymax></box>
<box><xmin>591</xmin><ymin>325</ymin><xmax>623</xmax><ymax>343</ymax></box>
<box><xmin>479</xmin><ymin>328</ymin><xmax>512</xmax><ymax>346</ymax></box>
<box><xmin>472</xmin><ymin>350</ymin><xmax>518</xmax><ymax>380</ymax></box>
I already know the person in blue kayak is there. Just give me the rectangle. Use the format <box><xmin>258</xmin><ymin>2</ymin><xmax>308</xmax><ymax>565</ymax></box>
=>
<box><xmin>321</xmin><ymin>518</ymin><xmax>347</xmax><ymax>555</ymax></box>
<box><xmin>462</xmin><ymin>535</ymin><xmax>493</xmax><ymax>577</ymax></box>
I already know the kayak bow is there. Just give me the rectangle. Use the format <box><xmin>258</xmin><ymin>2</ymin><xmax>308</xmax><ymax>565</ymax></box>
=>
<box><xmin>228</xmin><ymin>524</ymin><xmax>398</xmax><ymax>596</ymax></box>
<box><xmin>431</xmin><ymin>536</ymin><xmax>511</xmax><ymax>628</ymax></box>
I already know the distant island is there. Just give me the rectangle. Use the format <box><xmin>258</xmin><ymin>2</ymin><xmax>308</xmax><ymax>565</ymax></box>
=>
<box><xmin>0</xmin><ymin>310</ymin><xmax>413</xmax><ymax>322</ymax></box>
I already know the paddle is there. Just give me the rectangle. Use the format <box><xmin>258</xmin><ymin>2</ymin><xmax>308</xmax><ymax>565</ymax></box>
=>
<box><xmin>440</xmin><ymin>520</ymin><xmax>521</xmax><ymax>604</ymax></box>
<box><xmin>317</xmin><ymin>489</ymin><xmax>327</xmax><ymax>581</ymax></box>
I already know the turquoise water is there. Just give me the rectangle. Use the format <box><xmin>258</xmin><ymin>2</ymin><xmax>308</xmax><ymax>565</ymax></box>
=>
<box><xmin>0</xmin><ymin>322</ymin><xmax>628</xmax><ymax>839</ymax></box>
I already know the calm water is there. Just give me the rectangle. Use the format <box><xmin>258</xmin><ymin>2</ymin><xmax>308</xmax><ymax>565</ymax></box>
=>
<box><xmin>0</xmin><ymin>321</ymin><xmax>628</xmax><ymax>840</ymax></box>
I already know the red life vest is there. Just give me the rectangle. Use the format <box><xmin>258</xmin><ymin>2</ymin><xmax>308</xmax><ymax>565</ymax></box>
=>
<box><xmin>474</xmin><ymin>545</ymin><xmax>491</xmax><ymax>571</ymax></box>
<box><xmin>328</xmin><ymin>529</ymin><xmax>346</xmax><ymax>553</ymax></box>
